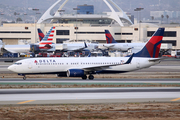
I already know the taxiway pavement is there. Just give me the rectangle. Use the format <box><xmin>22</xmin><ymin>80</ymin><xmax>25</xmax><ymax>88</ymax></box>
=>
<box><xmin>0</xmin><ymin>87</ymin><xmax>179</xmax><ymax>105</ymax></box>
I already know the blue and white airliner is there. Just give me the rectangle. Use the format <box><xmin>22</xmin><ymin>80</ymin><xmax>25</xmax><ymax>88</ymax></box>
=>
<box><xmin>8</xmin><ymin>28</ymin><xmax>165</xmax><ymax>80</ymax></box>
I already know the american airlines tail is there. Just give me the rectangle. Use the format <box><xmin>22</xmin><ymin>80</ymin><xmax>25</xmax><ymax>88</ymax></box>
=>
<box><xmin>37</xmin><ymin>29</ymin><xmax>45</xmax><ymax>41</ymax></box>
<box><xmin>38</xmin><ymin>27</ymin><xmax>55</xmax><ymax>50</ymax></box>
<box><xmin>105</xmin><ymin>30</ymin><xmax>117</xmax><ymax>43</ymax></box>
<box><xmin>134</xmin><ymin>28</ymin><xmax>165</xmax><ymax>58</ymax></box>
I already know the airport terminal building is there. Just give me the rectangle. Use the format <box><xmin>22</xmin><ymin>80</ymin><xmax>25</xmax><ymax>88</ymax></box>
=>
<box><xmin>0</xmin><ymin>0</ymin><xmax>180</xmax><ymax>50</ymax></box>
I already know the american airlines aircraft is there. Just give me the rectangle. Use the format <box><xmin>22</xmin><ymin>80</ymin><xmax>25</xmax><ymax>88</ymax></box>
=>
<box><xmin>36</xmin><ymin>27</ymin><xmax>98</xmax><ymax>52</ymax></box>
<box><xmin>103</xmin><ymin>30</ymin><xmax>145</xmax><ymax>52</ymax></box>
<box><xmin>8</xmin><ymin>28</ymin><xmax>165</xmax><ymax>80</ymax></box>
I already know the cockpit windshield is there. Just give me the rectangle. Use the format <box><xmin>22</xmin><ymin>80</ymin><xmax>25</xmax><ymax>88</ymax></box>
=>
<box><xmin>14</xmin><ymin>63</ymin><xmax>22</xmax><ymax>65</ymax></box>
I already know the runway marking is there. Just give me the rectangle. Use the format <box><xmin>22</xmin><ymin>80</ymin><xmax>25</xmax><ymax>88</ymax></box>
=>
<box><xmin>17</xmin><ymin>100</ymin><xmax>35</xmax><ymax>104</ymax></box>
<box><xmin>171</xmin><ymin>98</ymin><xmax>180</xmax><ymax>101</ymax></box>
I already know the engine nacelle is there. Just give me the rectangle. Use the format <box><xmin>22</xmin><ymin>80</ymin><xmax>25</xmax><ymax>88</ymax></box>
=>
<box><xmin>67</xmin><ymin>69</ymin><xmax>85</xmax><ymax>77</ymax></box>
<box><xmin>57</xmin><ymin>72</ymin><xmax>67</xmax><ymax>77</ymax></box>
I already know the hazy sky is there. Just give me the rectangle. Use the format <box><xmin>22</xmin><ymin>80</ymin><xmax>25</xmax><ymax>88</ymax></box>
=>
<box><xmin>0</xmin><ymin>0</ymin><xmax>178</xmax><ymax>20</ymax></box>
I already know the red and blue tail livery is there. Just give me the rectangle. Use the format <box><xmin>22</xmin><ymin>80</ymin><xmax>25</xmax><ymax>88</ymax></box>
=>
<box><xmin>38</xmin><ymin>29</ymin><xmax>45</xmax><ymax>41</ymax></box>
<box><xmin>134</xmin><ymin>28</ymin><xmax>165</xmax><ymax>58</ymax></box>
<box><xmin>105</xmin><ymin>30</ymin><xmax>117</xmax><ymax>43</ymax></box>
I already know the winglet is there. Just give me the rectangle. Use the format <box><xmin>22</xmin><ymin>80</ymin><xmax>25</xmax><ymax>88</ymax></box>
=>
<box><xmin>125</xmin><ymin>53</ymin><xmax>134</xmax><ymax>64</ymax></box>
<box><xmin>87</xmin><ymin>52</ymin><xmax>91</xmax><ymax>57</ymax></box>
<box><xmin>84</xmin><ymin>42</ymin><xmax>87</xmax><ymax>48</ymax></box>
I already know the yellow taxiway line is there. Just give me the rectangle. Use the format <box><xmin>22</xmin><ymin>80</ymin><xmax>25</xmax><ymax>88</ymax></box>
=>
<box><xmin>17</xmin><ymin>100</ymin><xmax>35</xmax><ymax>104</ymax></box>
<box><xmin>171</xmin><ymin>98</ymin><xmax>180</xmax><ymax>101</ymax></box>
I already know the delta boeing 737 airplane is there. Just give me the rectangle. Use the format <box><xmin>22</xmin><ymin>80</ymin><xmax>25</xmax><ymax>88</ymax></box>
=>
<box><xmin>8</xmin><ymin>28</ymin><xmax>165</xmax><ymax>80</ymax></box>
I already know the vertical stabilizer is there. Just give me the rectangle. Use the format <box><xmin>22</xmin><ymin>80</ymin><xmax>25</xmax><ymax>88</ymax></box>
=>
<box><xmin>39</xmin><ymin>27</ymin><xmax>55</xmax><ymax>49</ymax></box>
<box><xmin>134</xmin><ymin>28</ymin><xmax>165</xmax><ymax>58</ymax></box>
<box><xmin>38</xmin><ymin>29</ymin><xmax>45</xmax><ymax>41</ymax></box>
<box><xmin>105</xmin><ymin>30</ymin><xmax>117</xmax><ymax>43</ymax></box>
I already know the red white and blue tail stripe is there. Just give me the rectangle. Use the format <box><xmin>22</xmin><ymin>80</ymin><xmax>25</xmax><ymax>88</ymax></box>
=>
<box><xmin>39</xmin><ymin>27</ymin><xmax>55</xmax><ymax>50</ymax></box>
<box><xmin>134</xmin><ymin>28</ymin><xmax>165</xmax><ymax>58</ymax></box>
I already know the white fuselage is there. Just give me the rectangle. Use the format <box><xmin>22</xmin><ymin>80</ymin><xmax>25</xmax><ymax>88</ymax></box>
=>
<box><xmin>8</xmin><ymin>57</ymin><xmax>160</xmax><ymax>74</ymax></box>
<box><xmin>0</xmin><ymin>42</ymin><xmax>98</xmax><ymax>53</ymax></box>
<box><xmin>54</xmin><ymin>43</ymin><xmax>98</xmax><ymax>52</ymax></box>
<box><xmin>102</xmin><ymin>43</ymin><xmax>145</xmax><ymax>52</ymax></box>
<box><xmin>0</xmin><ymin>45</ymin><xmax>30</xmax><ymax>53</ymax></box>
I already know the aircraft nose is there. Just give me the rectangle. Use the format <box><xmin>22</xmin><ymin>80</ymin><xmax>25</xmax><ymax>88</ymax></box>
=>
<box><xmin>8</xmin><ymin>65</ymin><xmax>14</xmax><ymax>71</ymax></box>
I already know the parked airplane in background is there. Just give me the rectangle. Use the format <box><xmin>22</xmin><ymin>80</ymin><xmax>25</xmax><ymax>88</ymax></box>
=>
<box><xmin>103</xmin><ymin>30</ymin><xmax>145</xmax><ymax>53</ymax></box>
<box><xmin>37</xmin><ymin>27</ymin><xmax>98</xmax><ymax>52</ymax></box>
<box><xmin>0</xmin><ymin>28</ymin><xmax>49</xmax><ymax>53</ymax></box>
<box><xmin>8</xmin><ymin>28</ymin><xmax>165</xmax><ymax>80</ymax></box>
<box><xmin>60</xmin><ymin>42</ymin><xmax>98</xmax><ymax>52</ymax></box>
<box><xmin>0</xmin><ymin>27</ymin><xmax>98</xmax><ymax>54</ymax></box>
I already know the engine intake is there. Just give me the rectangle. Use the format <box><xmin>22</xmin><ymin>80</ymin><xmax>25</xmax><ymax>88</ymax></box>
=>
<box><xmin>67</xmin><ymin>69</ymin><xmax>84</xmax><ymax>77</ymax></box>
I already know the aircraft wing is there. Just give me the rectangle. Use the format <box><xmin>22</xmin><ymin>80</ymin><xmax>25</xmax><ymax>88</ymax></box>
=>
<box><xmin>82</xmin><ymin>53</ymin><xmax>134</xmax><ymax>71</ymax></box>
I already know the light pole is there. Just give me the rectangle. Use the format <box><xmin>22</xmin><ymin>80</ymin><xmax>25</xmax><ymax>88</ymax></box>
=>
<box><xmin>134</xmin><ymin>8</ymin><xmax>144</xmax><ymax>41</ymax></box>
<box><xmin>0</xmin><ymin>13</ymin><xmax>4</xmax><ymax>25</ymax></box>
<box><xmin>23</xmin><ymin>13</ymin><xmax>27</xmax><ymax>23</ymax></box>
<box><xmin>58</xmin><ymin>10</ymin><xmax>65</xmax><ymax>23</ymax></box>
<box><xmin>32</xmin><ymin>8</ymin><xmax>39</xmax><ymax>43</ymax></box>
<box><xmin>73</xmin><ymin>8</ymin><xmax>80</xmax><ymax>41</ymax></box>
<box><xmin>14</xmin><ymin>12</ymin><xmax>20</xmax><ymax>23</ymax></box>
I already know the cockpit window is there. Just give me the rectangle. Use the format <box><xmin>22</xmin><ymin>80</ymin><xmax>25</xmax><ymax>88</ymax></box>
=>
<box><xmin>14</xmin><ymin>63</ymin><xmax>22</xmax><ymax>65</ymax></box>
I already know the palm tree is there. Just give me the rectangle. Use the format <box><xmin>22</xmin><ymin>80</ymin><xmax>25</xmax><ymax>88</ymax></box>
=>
<box><xmin>151</xmin><ymin>16</ymin><xmax>154</xmax><ymax>21</ymax></box>
<box><xmin>161</xmin><ymin>15</ymin><xmax>164</xmax><ymax>24</ymax></box>
<box><xmin>166</xmin><ymin>15</ymin><xmax>169</xmax><ymax>24</ymax></box>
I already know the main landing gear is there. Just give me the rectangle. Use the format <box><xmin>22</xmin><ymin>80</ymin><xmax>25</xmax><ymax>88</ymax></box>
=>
<box><xmin>81</xmin><ymin>74</ymin><xmax>94</xmax><ymax>80</ymax></box>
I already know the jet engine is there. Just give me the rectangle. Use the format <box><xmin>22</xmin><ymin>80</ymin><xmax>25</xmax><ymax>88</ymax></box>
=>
<box><xmin>67</xmin><ymin>69</ymin><xmax>85</xmax><ymax>77</ymax></box>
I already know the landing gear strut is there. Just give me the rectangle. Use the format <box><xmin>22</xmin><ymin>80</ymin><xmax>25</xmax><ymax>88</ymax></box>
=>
<box><xmin>23</xmin><ymin>76</ymin><xmax>26</xmax><ymax>80</ymax></box>
<box><xmin>88</xmin><ymin>74</ymin><xmax>94</xmax><ymax>80</ymax></box>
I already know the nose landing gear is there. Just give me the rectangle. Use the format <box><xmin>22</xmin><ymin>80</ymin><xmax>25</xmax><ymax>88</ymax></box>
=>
<box><xmin>18</xmin><ymin>74</ymin><xmax>27</xmax><ymax>80</ymax></box>
<box><xmin>23</xmin><ymin>76</ymin><xmax>26</xmax><ymax>80</ymax></box>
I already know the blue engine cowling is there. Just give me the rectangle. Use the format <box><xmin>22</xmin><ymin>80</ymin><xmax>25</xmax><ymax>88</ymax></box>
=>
<box><xmin>67</xmin><ymin>69</ymin><xmax>85</xmax><ymax>77</ymax></box>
